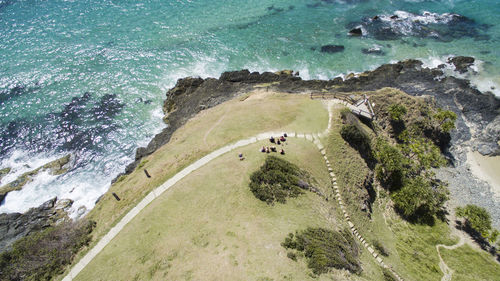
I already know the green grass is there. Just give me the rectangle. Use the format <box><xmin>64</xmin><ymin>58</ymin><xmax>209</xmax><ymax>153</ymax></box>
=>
<box><xmin>63</xmin><ymin>92</ymin><xmax>329</xmax><ymax>273</ymax></box>
<box><xmin>325</xmin><ymin>106</ymin><xmax>373</xmax><ymax>232</ymax></box>
<box><xmin>440</xmin><ymin>245</ymin><xmax>500</xmax><ymax>281</ymax></box>
<box><xmin>74</xmin><ymin>139</ymin><xmax>365</xmax><ymax>281</ymax></box>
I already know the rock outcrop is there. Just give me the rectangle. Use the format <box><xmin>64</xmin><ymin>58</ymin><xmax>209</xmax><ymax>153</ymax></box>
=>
<box><xmin>320</xmin><ymin>44</ymin><xmax>345</xmax><ymax>53</ymax></box>
<box><xmin>448</xmin><ymin>56</ymin><xmax>475</xmax><ymax>73</ymax></box>
<box><xmin>0</xmin><ymin>167</ymin><xmax>10</xmax><ymax>182</ymax></box>
<box><xmin>0</xmin><ymin>197</ymin><xmax>73</xmax><ymax>252</ymax></box>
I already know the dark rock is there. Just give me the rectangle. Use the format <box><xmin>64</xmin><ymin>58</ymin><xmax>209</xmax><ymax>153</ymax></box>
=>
<box><xmin>349</xmin><ymin>28</ymin><xmax>363</xmax><ymax>36</ymax></box>
<box><xmin>0</xmin><ymin>197</ymin><xmax>72</xmax><ymax>252</ymax></box>
<box><xmin>448</xmin><ymin>56</ymin><xmax>475</xmax><ymax>73</ymax></box>
<box><xmin>320</xmin><ymin>45</ymin><xmax>345</xmax><ymax>53</ymax></box>
<box><xmin>390</xmin><ymin>15</ymin><xmax>399</xmax><ymax>20</ymax></box>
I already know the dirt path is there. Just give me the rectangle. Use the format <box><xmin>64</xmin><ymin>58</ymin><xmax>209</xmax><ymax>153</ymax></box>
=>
<box><xmin>203</xmin><ymin>111</ymin><xmax>226</xmax><ymax>145</ymax></box>
<box><xmin>436</xmin><ymin>235</ymin><xmax>465</xmax><ymax>281</ymax></box>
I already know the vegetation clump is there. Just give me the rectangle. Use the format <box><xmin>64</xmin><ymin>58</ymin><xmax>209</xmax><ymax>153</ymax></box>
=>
<box><xmin>372</xmin><ymin>239</ymin><xmax>389</xmax><ymax>257</ymax></box>
<box><xmin>456</xmin><ymin>204</ymin><xmax>499</xmax><ymax>244</ymax></box>
<box><xmin>433</xmin><ymin>108</ymin><xmax>457</xmax><ymax>133</ymax></box>
<box><xmin>0</xmin><ymin>219</ymin><xmax>95</xmax><ymax>281</ymax></box>
<box><xmin>249</xmin><ymin>156</ymin><xmax>312</xmax><ymax>204</ymax></box>
<box><xmin>281</xmin><ymin>228</ymin><xmax>361</xmax><ymax>275</ymax></box>
<box><xmin>388</xmin><ymin>104</ymin><xmax>407</xmax><ymax>122</ymax></box>
<box><xmin>371</xmin><ymin>102</ymin><xmax>453</xmax><ymax>221</ymax></box>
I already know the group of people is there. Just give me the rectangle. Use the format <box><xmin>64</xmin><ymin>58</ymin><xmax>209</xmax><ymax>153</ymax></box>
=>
<box><xmin>261</xmin><ymin>133</ymin><xmax>288</xmax><ymax>155</ymax></box>
<box><xmin>238</xmin><ymin>133</ymin><xmax>288</xmax><ymax>161</ymax></box>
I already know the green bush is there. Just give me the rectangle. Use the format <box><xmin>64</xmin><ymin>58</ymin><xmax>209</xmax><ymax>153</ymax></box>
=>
<box><xmin>0</xmin><ymin>219</ymin><xmax>95</xmax><ymax>281</ymax></box>
<box><xmin>388</xmin><ymin>104</ymin><xmax>407</xmax><ymax>121</ymax></box>
<box><xmin>374</xmin><ymin>139</ymin><xmax>406</xmax><ymax>191</ymax></box>
<box><xmin>391</xmin><ymin>176</ymin><xmax>448</xmax><ymax>221</ymax></box>
<box><xmin>282</xmin><ymin>228</ymin><xmax>361</xmax><ymax>275</ymax></box>
<box><xmin>456</xmin><ymin>204</ymin><xmax>499</xmax><ymax>242</ymax></box>
<box><xmin>249</xmin><ymin>156</ymin><xmax>311</xmax><ymax>204</ymax></box>
<box><xmin>433</xmin><ymin>109</ymin><xmax>457</xmax><ymax>133</ymax></box>
<box><xmin>287</xmin><ymin>252</ymin><xmax>297</xmax><ymax>261</ymax></box>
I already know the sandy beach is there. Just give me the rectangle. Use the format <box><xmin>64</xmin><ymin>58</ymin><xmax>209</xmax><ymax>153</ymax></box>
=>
<box><xmin>467</xmin><ymin>150</ymin><xmax>500</xmax><ymax>199</ymax></box>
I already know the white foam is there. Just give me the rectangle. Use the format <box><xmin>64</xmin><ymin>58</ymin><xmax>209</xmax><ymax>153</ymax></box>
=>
<box><xmin>0</xmin><ymin>170</ymin><xmax>59</xmax><ymax>213</ymax></box>
<box><xmin>0</xmin><ymin>150</ymin><xmax>62</xmax><ymax>186</ymax></box>
<box><xmin>374</xmin><ymin>10</ymin><xmax>460</xmax><ymax>37</ymax></box>
<box><xmin>421</xmin><ymin>55</ymin><xmax>500</xmax><ymax>97</ymax></box>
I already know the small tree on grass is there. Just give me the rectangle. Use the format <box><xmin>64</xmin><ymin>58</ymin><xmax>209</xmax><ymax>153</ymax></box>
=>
<box><xmin>282</xmin><ymin>228</ymin><xmax>361</xmax><ymax>275</ymax></box>
<box><xmin>456</xmin><ymin>204</ymin><xmax>498</xmax><ymax>243</ymax></box>
<box><xmin>249</xmin><ymin>156</ymin><xmax>311</xmax><ymax>204</ymax></box>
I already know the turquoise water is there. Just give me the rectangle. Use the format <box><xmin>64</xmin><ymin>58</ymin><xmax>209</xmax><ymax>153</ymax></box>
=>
<box><xmin>0</xmin><ymin>0</ymin><xmax>499</xmax><ymax>215</ymax></box>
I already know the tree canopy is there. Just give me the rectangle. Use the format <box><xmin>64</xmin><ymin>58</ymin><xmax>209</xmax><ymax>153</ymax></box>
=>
<box><xmin>388</xmin><ymin>104</ymin><xmax>407</xmax><ymax>122</ymax></box>
<box><xmin>456</xmin><ymin>204</ymin><xmax>498</xmax><ymax>243</ymax></box>
<box><xmin>434</xmin><ymin>109</ymin><xmax>457</xmax><ymax>133</ymax></box>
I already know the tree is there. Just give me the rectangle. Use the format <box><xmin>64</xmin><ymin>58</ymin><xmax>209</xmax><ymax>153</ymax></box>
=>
<box><xmin>391</xmin><ymin>176</ymin><xmax>448</xmax><ymax>219</ymax></box>
<box><xmin>399</xmin><ymin>134</ymin><xmax>446</xmax><ymax>175</ymax></box>
<box><xmin>374</xmin><ymin>139</ymin><xmax>406</xmax><ymax>191</ymax></box>
<box><xmin>456</xmin><ymin>204</ymin><xmax>492</xmax><ymax>238</ymax></box>
<box><xmin>388</xmin><ymin>104</ymin><xmax>407</xmax><ymax>121</ymax></box>
<box><xmin>434</xmin><ymin>109</ymin><xmax>457</xmax><ymax>133</ymax></box>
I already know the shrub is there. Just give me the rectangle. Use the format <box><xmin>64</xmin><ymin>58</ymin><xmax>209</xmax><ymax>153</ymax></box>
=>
<box><xmin>287</xmin><ymin>252</ymin><xmax>297</xmax><ymax>261</ymax></box>
<box><xmin>456</xmin><ymin>204</ymin><xmax>499</xmax><ymax>242</ymax></box>
<box><xmin>0</xmin><ymin>219</ymin><xmax>95</xmax><ymax>281</ymax></box>
<box><xmin>391</xmin><ymin>176</ymin><xmax>448</xmax><ymax>220</ymax></box>
<box><xmin>388</xmin><ymin>104</ymin><xmax>407</xmax><ymax>121</ymax></box>
<box><xmin>374</xmin><ymin>139</ymin><xmax>406</xmax><ymax>191</ymax></box>
<box><xmin>372</xmin><ymin>240</ymin><xmax>389</xmax><ymax>257</ymax></box>
<box><xmin>433</xmin><ymin>109</ymin><xmax>457</xmax><ymax>133</ymax></box>
<box><xmin>249</xmin><ymin>156</ymin><xmax>311</xmax><ymax>204</ymax></box>
<box><xmin>282</xmin><ymin>228</ymin><xmax>361</xmax><ymax>275</ymax></box>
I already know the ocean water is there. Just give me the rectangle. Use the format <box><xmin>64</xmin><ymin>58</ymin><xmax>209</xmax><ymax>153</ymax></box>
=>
<box><xmin>0</xmin><ymin>0</ymin><xmax>499</xmax><ymax>216</ymax></box>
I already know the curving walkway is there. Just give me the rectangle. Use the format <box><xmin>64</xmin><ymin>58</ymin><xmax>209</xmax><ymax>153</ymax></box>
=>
<box><xmin>436</xmin><ymin>235</ymin><xmax>465</xmax><ymax>281</ymax></box>
<box><xmin>63</xmin><ymin>101</ymin><xmax>402</xmax><ymax>281</ymax></box>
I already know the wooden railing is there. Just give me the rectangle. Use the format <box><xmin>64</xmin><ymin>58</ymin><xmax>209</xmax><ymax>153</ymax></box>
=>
<box><xmin>310</xmin><ymin>92</ymin><xmax>354</xmax><ymax>103</ymax></box>
<box><xmin>310</xmin><ymin>92</ymin><xmax>375</xmax><ymax>119</ymax></box>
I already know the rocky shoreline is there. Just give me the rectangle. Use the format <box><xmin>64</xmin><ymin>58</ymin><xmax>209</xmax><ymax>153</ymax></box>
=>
<box><xmin>1</xmin><ymin>57</ymin><xmax>499</xmax><ymax>251</ymax></box>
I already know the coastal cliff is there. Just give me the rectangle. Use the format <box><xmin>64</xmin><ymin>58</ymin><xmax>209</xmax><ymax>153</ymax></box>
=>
<box><xmin>124</xmin><ymin>57</ymin><xmax>498</xmax><ymax>175</ymax></box>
